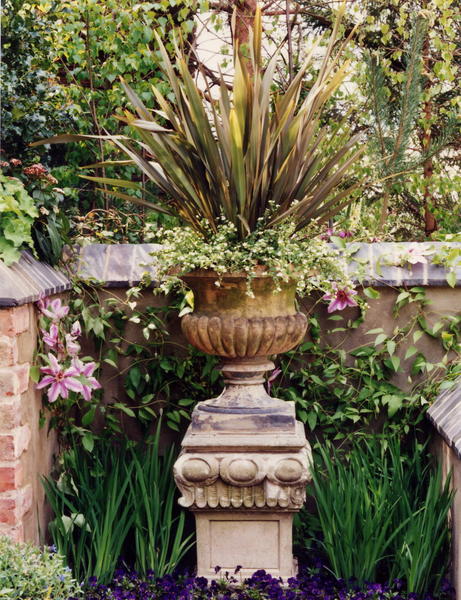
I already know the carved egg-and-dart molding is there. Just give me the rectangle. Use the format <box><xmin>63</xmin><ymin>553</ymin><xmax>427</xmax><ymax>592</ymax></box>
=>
<box><xmin>174</xmin><ymin>449</ymin><xmax>312</xmax><ymax>509</ymax></box>
<box><xmin>181</xmin><ymin>313</ymin><xmax>307</xmax><ymax>358</ymax></box>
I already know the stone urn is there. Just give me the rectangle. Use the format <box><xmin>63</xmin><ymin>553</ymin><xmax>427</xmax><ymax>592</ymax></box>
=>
<box><xmin>173</xmin><ymin>270</ymin><xmax>312</xmax><ymax>581</ymax></box>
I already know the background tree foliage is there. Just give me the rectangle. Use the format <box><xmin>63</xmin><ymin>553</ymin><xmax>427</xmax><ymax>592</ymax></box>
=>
<box><xmin>298</xmin><ymin>0</ymin><xmax>461</xmax><ymax>238</ymax></box>
<box><xmin>36</xmin><ymin>0</ymin><xmax>198</xmax><ymax>212</ymax></box>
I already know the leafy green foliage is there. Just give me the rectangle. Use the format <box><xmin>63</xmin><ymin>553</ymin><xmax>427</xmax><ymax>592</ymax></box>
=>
<box><xmin>274</xmin><ymin>286</ymin><xmax>461</xmax><ymax>440</ymax></box>
<box><xmin>0</xmin><ymin>0</ymin><xmax>75</xmax><ymax>163</ymax></box>
<box><xmin>0</xmin><ymin>535</ymin><xmax>81</xmax><ymax>599</ymax></box>
<box><xmin>130</xmin><ymin>422</ymin><xmax>195</xmax><ymax>576</ymax></box>
<box><xmin>0</xmin><ymin>174</ymin><xmax>38</xmax><ymax>265</ymax></box>
<box><xmin>307</xmin><ymin>439</ymin><xmax>452</xmax><ymax>594</ymax></box>
<box><xmin>303</xmin><ymin>1</ymin><xmax>461</xmax><ymax>238</ymax></box>
<box><xmin>150</xmin><ymin>218</ymin><xmax>352</xmax><ymax>297</ymax></box>
<box><xmin>43</xmin><ymin>430</ymin><xmax>192</xmax><ymax>585</ymax></box>
<box><xmin>34</xmin><ymin>0</ymin><xmax>197</xmax><ymax>212</ymax></box>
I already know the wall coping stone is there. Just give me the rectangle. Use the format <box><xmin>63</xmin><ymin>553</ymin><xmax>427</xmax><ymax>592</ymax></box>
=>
<box><xmin>75</xmin><ymin>241</ymin><xmax>461</xmax><ymax>288</ymax></box>
<box><xmin>427</xmin><ymin>379</ymin><xmax>461</xmax><ymax>460</ymax></box>
<box><xmin>1</xmin><ymin>242</ymin><xmax>460</xmax><ymax>307</ymax></box>
<box><xmin>0</xmin><ymin>252</ymin><xmax>71</xmax><ymax>308</ymax></box>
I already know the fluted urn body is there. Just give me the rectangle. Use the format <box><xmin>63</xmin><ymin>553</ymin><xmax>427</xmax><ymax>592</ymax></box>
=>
<box><xmin>174</xmin><ymin>269</ymin><xmax>311</xmax><ymax>582</ymax></box>
<box><xmin>181</xmin><ymin>270</ymin><xmax>308</xmax><ymax>360</ymax></box>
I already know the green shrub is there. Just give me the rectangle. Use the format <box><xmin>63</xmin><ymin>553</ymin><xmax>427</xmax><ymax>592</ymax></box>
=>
<box><xmin>0</xmin><ymin>174</ymin><xmax>38</xmax><ymax>265</ymax></box>
<box><xmin>308</xmin><ymin>438</ymin><xmax>453</xmax><ymax>595</ymax></box>
<box><xmin>0</xmin><ymin>535</ymin><xmax>81</xmax><ymax>599</ymax></box>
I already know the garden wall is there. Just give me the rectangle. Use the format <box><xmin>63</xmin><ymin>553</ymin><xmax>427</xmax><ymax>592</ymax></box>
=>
<box><xmin>0</xmin><ymin>253</ymin><xmax>70</xmax><ymax>543</ymax></box>
<box><xmin>76</xmin><ymin>242</ymin><xmax>461</xmax><ymax>401</ymax></box>
<box><xmin>1</xmin><ymin>241</ymin><xmax>461</xmax><ymax>547</ymax></box>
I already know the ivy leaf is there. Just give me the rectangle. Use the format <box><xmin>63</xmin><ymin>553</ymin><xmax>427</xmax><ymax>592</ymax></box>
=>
<box><xmin>128</xmin><ymin>366</ymin><xmax>142</xmax><ymax>389</ymax></box>
<box><xmin>386</xmin><ymin>340</ymin><xmax>396</xmax><ymax>355</ymax></box>
<box><xmin>385</xmin><ymin>395</ymin><xmax>403</xmax><ymax>417</ymax></box>
<box><xmin>82</xmin><ymin>406</ymin><xmax>96</xmax><ymax>427</ymax></box>
<box><xmin>306</xmin><ymin>411</ymin><xmax>318</xmax><ymax>431</ymax></box>
<box><xmin>113</xmin><ymin>403</ymin><xmax>136</xmax><ymax>418</ymax></box>
<box><xmin>29</xmin><ymin>365</ymin><xmax>40</xmax><ymax>383</ymax></box>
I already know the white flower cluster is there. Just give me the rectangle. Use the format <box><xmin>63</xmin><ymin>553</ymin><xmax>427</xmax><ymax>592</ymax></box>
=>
<box><xmin>148</xmin><ymin>217</ymin><xmax>352</xmax><ymax>297</ymax></box>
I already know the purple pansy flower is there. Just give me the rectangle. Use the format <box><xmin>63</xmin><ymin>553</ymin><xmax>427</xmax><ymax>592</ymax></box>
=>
<box><xmin>37</xmin><ymin>354</ymin><xmax>83</xmax><ymax>403</ymax></box>
<box><xmin>323</xmin><ymin>285</ymin><xmax>358</xmax><ymax>312</ymax></box>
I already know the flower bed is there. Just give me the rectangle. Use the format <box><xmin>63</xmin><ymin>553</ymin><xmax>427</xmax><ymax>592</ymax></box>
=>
<box><xmin>76</xmin><ymin>567</ymin><xmax>454</xmax><ymax>600</ymax></box>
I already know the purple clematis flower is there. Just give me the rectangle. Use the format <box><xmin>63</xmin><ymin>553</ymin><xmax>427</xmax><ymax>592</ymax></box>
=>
<box><xmin>38</xmin><ymin>297</ymin><xmax>69</xmax><ymax>321</ymax></box>
<box><xmin>37</xmin><ymin>354</ymin><xmax>83</xmax><ymax>403</ymax></box>
<box><xmin>323</xmin><ymin>285</ymin><xmax>358</xmax><ymax>312</ymax></box>
<box><xmin>72</xmin><ymin>358</ymin><xmax>101</xmax><ymax>401</ymax></box>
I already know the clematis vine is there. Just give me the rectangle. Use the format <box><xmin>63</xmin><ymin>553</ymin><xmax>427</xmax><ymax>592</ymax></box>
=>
<box><xmin>386</xmin><ymin>243</ymin><xmax>435</xmax><ymax>268</ymax></box>
<box><xmin>323</xmin><ymin>285</ymin><xmax>358</xmax><ymax>313</ymax></box>
<box><xmin>36</xmin><ymin>297</ymin><xmax>101</xmax><ymax>405</ymax></box>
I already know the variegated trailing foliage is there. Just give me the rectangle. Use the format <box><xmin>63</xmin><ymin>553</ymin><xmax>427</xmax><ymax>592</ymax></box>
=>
<box><xmin>35</xmin><ymin>4</ymin><xmax>365</xmax><ymax>242</ymax></box>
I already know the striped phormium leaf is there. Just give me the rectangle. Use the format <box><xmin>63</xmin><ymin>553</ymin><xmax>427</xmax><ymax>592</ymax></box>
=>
<box><xmin>35</xmin><ymin>5</ymin><xmax>365</xmax><ymax>241</ymax></box>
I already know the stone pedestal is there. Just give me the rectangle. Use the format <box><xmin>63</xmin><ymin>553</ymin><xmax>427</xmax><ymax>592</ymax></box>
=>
<box><xmin>174</xmin><ymin>271</ymin><xmax>311</xmax><ymax>579</ymax></box>
<box><xmin>174</xmin><ymin>359</ymin><xmax>311</xmax><ymax>581</ymax></box>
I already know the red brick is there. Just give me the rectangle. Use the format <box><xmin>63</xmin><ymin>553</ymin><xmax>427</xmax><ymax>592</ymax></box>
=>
<box><xmin>0</xmin><ymin>397</ymin><xmax>22</xmax><ymax>430</ymax></box>
<box><xmin>0</xmin><ymin>364</ymin><xmax>29</xmax><ymax>399</ymax></box>
<box><xmin>0</xmin><ymin>426</ymin><xmax>31</xmax><ymax>460</ymax></box>
<box><xmin>15</xmin><ymin>364</ymin><xmax>30</xmax><ymax>394</ymax></box>
<box><xmin>0</xmin><ymin>463</ymin><xmax>23</xmax><ymax>492</ymax></box>
<box><xmin>0</xmin><ymin>485</ymin><xmax>32</xmax><ymax>524</ymax></box>
<box><xmin>0</xmin><ymin>336</ymin><xmax>18</xmax><ymax>367</ymax></box>
<box><xmin>0</xmin><ymin>306</ymin><xmax>30</xmax><ymax>337</ymax></box>
<box><xmin>0</xmin><ymin>522</ymin><xmax>24</xmax><ymax>542</ymax></box>
<box><xmin>0</xmin><ymin>494</ymin><xmax>17</xmax><ymax>524</ymax></box>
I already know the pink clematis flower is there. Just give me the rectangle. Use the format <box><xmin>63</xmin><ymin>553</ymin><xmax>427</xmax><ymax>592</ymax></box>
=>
<box><xmin>72</xmin><ymin>358</ymin><xmax>101</xmax><ymax>401</ymax></box>
<box><xmin>404</xmin><ymin>243</ymin><xmax>434</xmax><ymax>265</ymax></box>
<box><xmin>65</xmin><ymin>333</ymin><xmax>81</xmax><ymax>356</ymax></box>
<box><xmin>323</xmin><ymin>285</ymin><xmax>358</xmax><ymax>313</ymax></box>
<box><xmin>41</xmin><ymin>324</ymin><xmax>59</xmax><ymax>349</ymax></box>
<box><xmin>37</xmin><ymin>354</ymin><xmax>83</xmax><ymax>403</ymax></box>
<box><xmin>71</xmin><ymin>321</ymin><xmax>82</xmax><ymax>337</ymax></box>
<box><xmin>38</xmin><ymin>298</ymin><xmax>69</xmax><ymax>321</ymax></box>
<box><xmin>266</xmin><ymin>367</ymin><xmax>282</xmax><ymax>395</ymax></box>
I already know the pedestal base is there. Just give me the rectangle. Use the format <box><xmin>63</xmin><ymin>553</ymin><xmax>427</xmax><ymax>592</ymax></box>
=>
<box><xmin>195</xmin><ymin>511</ymin><xmax>297</xmax><ymax>581</ymax></box>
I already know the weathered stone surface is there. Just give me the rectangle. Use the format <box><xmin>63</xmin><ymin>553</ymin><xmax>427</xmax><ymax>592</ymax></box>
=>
<box><xmin>175</xmin><ymin>447</ymin><xmax>311</xmax><ymax>510</ymax></box>
<box><xmin>428</xmin><ymin>378</ymin><xmax>461</xmax><ymax>459</ymax></box>
<box><xmin>195</xmin><ymin>512</ymin><xmax>297</xmax><ymax>581</ymax></box>
<box><xmin>75</xmin><ymin>243</ymin><xmax>161</xmax><ymax>287</ymax></box>
<box><xmin>0</xmin><ymin>252</ymin><xmax>70</xmax><ymax>307</ymax></box>
<box><xmin>182</xmin><ymin>313</ymin><xmax>307</xmax><ymax>358</ymax></box>
<box><xmin>73</xmin><ymin>242</ymin><xmax>461</xmax><ymax>288</ymax></box>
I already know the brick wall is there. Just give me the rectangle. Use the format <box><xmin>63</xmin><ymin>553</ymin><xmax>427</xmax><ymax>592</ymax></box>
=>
<box><xmin>0</xmin><ymin>303</ymin><xmax>56</xmax><ymax>543</ymax></box>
